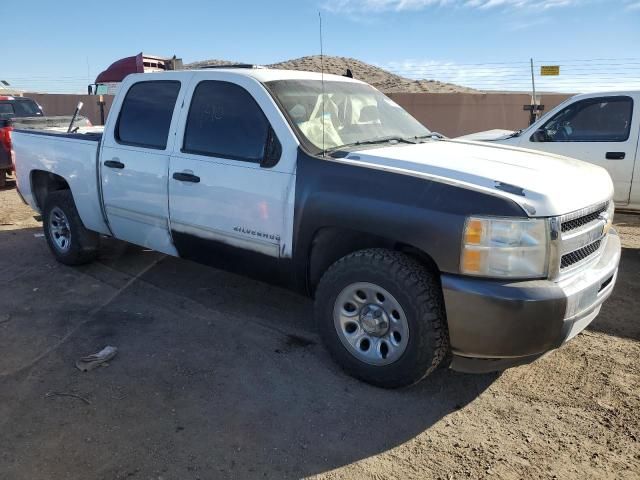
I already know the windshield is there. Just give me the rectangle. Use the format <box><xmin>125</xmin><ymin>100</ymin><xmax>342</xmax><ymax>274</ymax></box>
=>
<box><xmin>266</xmin><ymin>80</ymin><xmax>430</xmax><ymax>152</ymax></box>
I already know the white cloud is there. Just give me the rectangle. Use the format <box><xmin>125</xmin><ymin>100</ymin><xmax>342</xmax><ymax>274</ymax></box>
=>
<box><xmin>323</xmin><ymin>0</ymin><xmax>578</xmax><ymax>12</ymax></box>
<box><xmin>625</xmin><ymin>0</ymin><xmax>640</xmax><ymax>9</ymax></box>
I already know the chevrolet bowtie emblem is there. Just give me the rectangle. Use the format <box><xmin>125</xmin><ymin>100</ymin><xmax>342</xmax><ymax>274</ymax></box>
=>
<box><xmin>600</xmin><ymin>212</ymin><xmax>612</xmax><ymax>235</ymax></box>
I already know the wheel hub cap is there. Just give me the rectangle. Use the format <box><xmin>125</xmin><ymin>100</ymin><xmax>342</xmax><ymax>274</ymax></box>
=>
<box><xmin>360</xmin><ymin>304</ymin><xmax>390</xmax><ymax>337</ymax></box>
<box><xmin>49</xmin><ymin>207</ymin><xmax>71</xmax><ymax>253</ymax></box>
<box><xmin>333</xmin><ymin>282</ymin><xmax>409</xmax><ymax>366</ymax></box>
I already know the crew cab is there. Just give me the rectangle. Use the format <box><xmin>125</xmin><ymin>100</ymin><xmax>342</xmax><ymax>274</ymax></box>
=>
<box><xmin>459</xmin><ymin>91</ymin><xmax>640</xmax><ymax>211</ymax></box>
<box><xmin>12</xmin><ymin>68</ymin><xmax>621</xmax><ymax>388</ymax></box>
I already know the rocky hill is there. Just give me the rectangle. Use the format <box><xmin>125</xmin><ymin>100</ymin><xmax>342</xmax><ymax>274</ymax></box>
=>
<box><xmin>186</xmin><ymin>55</ymin><xmax>476</xmax><ymax>94</ymax></box>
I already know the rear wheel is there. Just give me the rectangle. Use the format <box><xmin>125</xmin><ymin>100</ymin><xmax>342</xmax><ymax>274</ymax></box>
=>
<box><xmin>43</xmin><ymin>191</ymin><xmax>99</xmax><ymax>265</ymax></box>
<box><xmin>315</xmin><ymin>249</ymin><xmax>449</xmax><ymax>388</ymax></box>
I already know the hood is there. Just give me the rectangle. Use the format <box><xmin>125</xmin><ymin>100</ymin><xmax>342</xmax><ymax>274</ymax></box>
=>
<box><xmin>456</xmin><ymin>129</ymin><xmax>517</xmax><ymax>142</ymax></box>
<box><xmin>342</xmin><ymin>139</ymin><xmax>613</xmax><ymax>217</ymax></box>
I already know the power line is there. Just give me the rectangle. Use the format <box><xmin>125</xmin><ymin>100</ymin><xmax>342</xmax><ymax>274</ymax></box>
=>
<box><xmin>5</xmin><ymin>56</ymin><xmax>640</xmax><ymax>94</ymax></box>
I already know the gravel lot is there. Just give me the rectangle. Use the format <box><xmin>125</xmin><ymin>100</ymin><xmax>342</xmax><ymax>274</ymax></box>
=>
<box><xmin>0</xmin><ymin>180</ymin><xmax>638</xmax><ymax>480</ymax></box>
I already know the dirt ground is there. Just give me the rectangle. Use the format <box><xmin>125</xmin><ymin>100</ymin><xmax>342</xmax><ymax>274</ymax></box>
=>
<box><xmin>0</xmin><ymin>179</ymin><xmax>638</xmax><ymax>480</ymax></box>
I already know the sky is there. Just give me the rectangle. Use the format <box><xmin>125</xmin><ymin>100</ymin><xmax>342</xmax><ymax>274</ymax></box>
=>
<box><xmin>2</xmin><ymin>0</ymin><xmax>639</xmax><ymax>94</ymax></box>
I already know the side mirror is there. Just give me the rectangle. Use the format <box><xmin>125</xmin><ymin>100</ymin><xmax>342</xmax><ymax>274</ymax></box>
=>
<box><xmin>531</xmin><ymin>128</ymin><xmax>548</xmax><ymax>142</ymax></box>
<box><xmin>261</xmin><ymin>127</ymin><xmax>282</xmax><ymax>168</ymax></box>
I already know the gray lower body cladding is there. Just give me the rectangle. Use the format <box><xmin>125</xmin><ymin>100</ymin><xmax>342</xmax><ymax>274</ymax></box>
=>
<box><xmin>443</xmin><ymin>231</ymin><xmax>621</xmax><ymax>372</ymax></box>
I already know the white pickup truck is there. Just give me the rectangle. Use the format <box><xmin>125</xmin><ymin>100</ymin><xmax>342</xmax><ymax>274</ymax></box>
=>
<box><xmin>460</xmin><ymin>91</ymin><xmax>640</xmax><ymax>210</ymax></box>
<box><xmin>12</xmin><ymin>68</ymin><xmax>621</xmax><ymax>388</ymax></box>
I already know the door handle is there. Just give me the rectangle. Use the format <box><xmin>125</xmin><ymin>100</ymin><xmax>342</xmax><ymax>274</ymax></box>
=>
<box><xmin>606</xmin><ymin>152</ymin><xmax>626</xmax><ymax>160</ymax></box>
<box><xmin>104</xmin><ymin>159</ymin><xmax>125</xmax><ymax>169</ymax></box>
<box><xmin>172</xmin><ymin>172</ymin><xmax>200</xmax><ymax>183</ymax></box>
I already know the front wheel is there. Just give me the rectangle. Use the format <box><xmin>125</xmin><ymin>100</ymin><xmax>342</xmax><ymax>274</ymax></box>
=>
<box><xmin>43</xmin><ymin>191</ymin><xmax>99</xmax><ymax>265</ymax></box>
<box><xmin>315</xmin><ymin>249</ymin><xmax>449</xmax><ymax>388</ymax></box>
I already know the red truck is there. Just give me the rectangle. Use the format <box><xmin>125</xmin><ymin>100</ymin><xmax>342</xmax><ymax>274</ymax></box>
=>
<box><xmin>0</xmin><ymin>117</ymin><xmax>13</xmax><ymax>187</ymax></box>
<box><xmin>0</xmin><ymin>96</ymin><xmax>91</xmax><ymax>186</ymax></box>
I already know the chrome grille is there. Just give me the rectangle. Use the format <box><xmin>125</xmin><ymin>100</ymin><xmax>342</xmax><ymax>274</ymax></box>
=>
<box><xmin>561</xmin><ymin>239</ymin><xmax>602</xmax><ymax>269</ymax></box>
<box><xmin>554</xmin><ymin>201</ymin><xmax>611</xmax><ymax>275</ymax></box>
<box><xmin>561</xmin><ymin>204</ymin><xmax>607</xmax><ymax>233</ymax></box>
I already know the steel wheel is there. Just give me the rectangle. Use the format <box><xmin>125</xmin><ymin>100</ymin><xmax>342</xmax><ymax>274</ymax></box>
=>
<box><xmin>48</xmin><ymin>206</ymin><xmax>72</xmax><ymax>253</ymax></box>
<box><xmin>333</xmin><ymin>282</ymin><xmax>409</xmax><ymax>366</ymax></box>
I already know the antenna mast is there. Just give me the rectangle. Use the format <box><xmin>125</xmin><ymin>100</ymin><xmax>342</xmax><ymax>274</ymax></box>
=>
<box><xmin>319</xmin><ymin>11</ymin><xmax>326</xmax><ymax>157</ymax></box>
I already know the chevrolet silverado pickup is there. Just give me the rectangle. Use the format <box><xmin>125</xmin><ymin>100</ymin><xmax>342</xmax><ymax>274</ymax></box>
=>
<box><xmin>459</xmin><ymin>91</ymin><xmax>640</xmax><ymax>211</ymax></box>
<box><xmin>12</xmin><ymin>68</ymin><xmax>621</xmax><ymax>388</ymax></box>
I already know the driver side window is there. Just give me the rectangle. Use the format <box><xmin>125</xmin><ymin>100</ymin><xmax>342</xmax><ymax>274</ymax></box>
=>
<box><xmin>531</xmin><ymin>96</ymin><xmax>633</xmax><ymax>143</ymax></box>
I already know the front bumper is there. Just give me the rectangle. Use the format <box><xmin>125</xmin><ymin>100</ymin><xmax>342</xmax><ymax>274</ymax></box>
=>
<box><xmin>443</xmin><ymin>229</ymin><xmax>621</xmax><ymax>373</ymax></box>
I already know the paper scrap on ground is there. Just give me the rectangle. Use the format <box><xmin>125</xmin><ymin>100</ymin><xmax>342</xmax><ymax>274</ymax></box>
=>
<box><xmin>75</xmin><ymin>346</ymin><xmax>118</xmax><ymax>372</ymax></box>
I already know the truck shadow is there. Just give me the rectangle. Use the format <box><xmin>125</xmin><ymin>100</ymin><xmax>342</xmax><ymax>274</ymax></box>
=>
<box><xmin>0</xmin><ymin>228</ymin><xmax>497</xmax><ymax>479</ymax></box>
<box><xmin>5</xmin><ymin>221</ymin><xmax>640</xmax><ymax>478</ymax></box>
<box><xmin>0</xmin><ymin>177</ymin><xmax>16</xmax><ymax>191</ymax></box>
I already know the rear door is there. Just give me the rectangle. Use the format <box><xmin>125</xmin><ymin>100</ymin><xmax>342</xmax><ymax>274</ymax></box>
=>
<box><xmin>168</xmin><ymin>75</ymin><xmax>297</xmax><ymax>265</ymax></box>
<box><xmin>522</xmin><ymin>95</ymin><xmax>638</xmax><ymax>204</ymax></box>
<box><xmin>100</xmin><ymin>75</ymin><xmax>189</xmax><ymax>254</ymax></box>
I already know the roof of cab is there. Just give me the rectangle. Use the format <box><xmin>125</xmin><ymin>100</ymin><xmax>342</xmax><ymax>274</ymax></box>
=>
<box><xmin>210</xmin><ymin>67</ymin><xmax>362</xmax><ymax>83</ymax></box>
<box><xmin>0</xmin><ymin>96</ymin><xmax>33</xmax><ymax>102</ymax></box>
<box><xmin>569</xmin><ymin>90</ymin><xmax>640</xmax><ymax>99</ymax></box>
<box><xmin>130</xmin><ymin>67</ymin><xmax>365</xmax><ymax>84</ymax></box>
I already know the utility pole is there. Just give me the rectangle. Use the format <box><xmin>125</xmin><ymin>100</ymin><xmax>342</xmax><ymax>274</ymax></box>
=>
<box><xmin>86</xmin><ymin>56</ymin><xmax>91</xmax><ymax>89</ymax></box>
<box><xmin>523</xmin><ymin>58</ymin><xmax>544</xmax><ymax>126</ymax></box>
<box><xmin>529</xmin><ymin>58</ymin><xmax>537</xmax><ymax>125</ymax></box>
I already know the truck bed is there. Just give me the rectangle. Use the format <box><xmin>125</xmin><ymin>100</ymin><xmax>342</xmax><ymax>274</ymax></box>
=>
<box><xmin>12</xmin><ymin>129</ymin><xmax>110</xmax><ymax>235</ymax></box>
<box><xmin>13</xmin><ymin>128</ymin><xmax>103</xmax><ymax>141</ymax></box>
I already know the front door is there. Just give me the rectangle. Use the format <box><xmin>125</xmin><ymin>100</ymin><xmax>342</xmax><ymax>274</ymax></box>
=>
<box><xmin>100</xmin><ymin>77</ymin><xmax>186</xmax><ymax>255</ymax></box>
<box><xmin>168</xmin><ymin>78</ymin><xmax>294</xmax><ymax>268</ymax></box>
<box><xmin>521</xmin><ymin>95</ymin><xmax>639</xmax><ymax>204</ymax></box>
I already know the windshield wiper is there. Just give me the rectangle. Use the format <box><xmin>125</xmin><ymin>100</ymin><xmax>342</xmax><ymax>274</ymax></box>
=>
<box><xmin>506</xmin><ymin>129</ymin><xmax>523</xmax><ymax>138</ymax></box>
<box><xmin>325</xmin><ymin>136</ymin><xmax>417</xmax><ymax>155</ymax></box>
<box><xmin>413</xmin><ymin>132</ymin><xmax>446</xmax><ymax>141</ymax></box>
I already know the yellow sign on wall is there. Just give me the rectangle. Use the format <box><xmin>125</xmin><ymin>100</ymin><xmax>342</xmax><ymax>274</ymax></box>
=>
<box><xmin>541</xmin><ymin>65</ymin><xmax>560</xmax><ymax>76</ymax></box>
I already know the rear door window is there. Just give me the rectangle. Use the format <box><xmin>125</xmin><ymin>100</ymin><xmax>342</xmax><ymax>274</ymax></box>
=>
<box><xmin>533</xmin><ymin>96</ymin><xmax>633</xmax><ymax>143</ymax></box>
<box><xmin>116</xmin><ymin>81</ymin><xmax>181</xmax><ymax>149</ymax></box>
<box><xmin>182</xmin><ymin>81</ymin><xmax>269</xmax><ymax>162</ymax></box>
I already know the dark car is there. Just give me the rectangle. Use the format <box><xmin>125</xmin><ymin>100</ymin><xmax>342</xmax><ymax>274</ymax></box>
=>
<box><xmin>0</xmin><ymin>96</ymin><xmax>44</xmax><ymax>120</ymax></box>
<box><xmin>0</xmin><ymin>96</ymin><xmax>43</xmax><ymax>186</ymax></box>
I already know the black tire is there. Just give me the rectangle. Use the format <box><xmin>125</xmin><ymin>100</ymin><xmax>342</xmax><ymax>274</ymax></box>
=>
<box><xmin>43</xmin><ymin>190</ymin><xmax>99</xmax><ymax>265</ymax></box>
<box><xmin>315</xmin><ymin>248</ymin><xmax>449</xmax><ymax>388</ymax></box>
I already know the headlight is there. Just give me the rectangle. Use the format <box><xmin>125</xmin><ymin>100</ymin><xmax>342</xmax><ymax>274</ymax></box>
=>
<box><xmin>460</xmin><ymin>217</ymin><xmax>549</xmax><ymax>279</ymax></box>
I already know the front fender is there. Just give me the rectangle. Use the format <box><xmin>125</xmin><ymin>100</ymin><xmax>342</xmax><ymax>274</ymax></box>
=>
<box><xmin>292</xmin><ymin>149</ymin><xmax>527</xmax><ymax>279</ymax></box>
